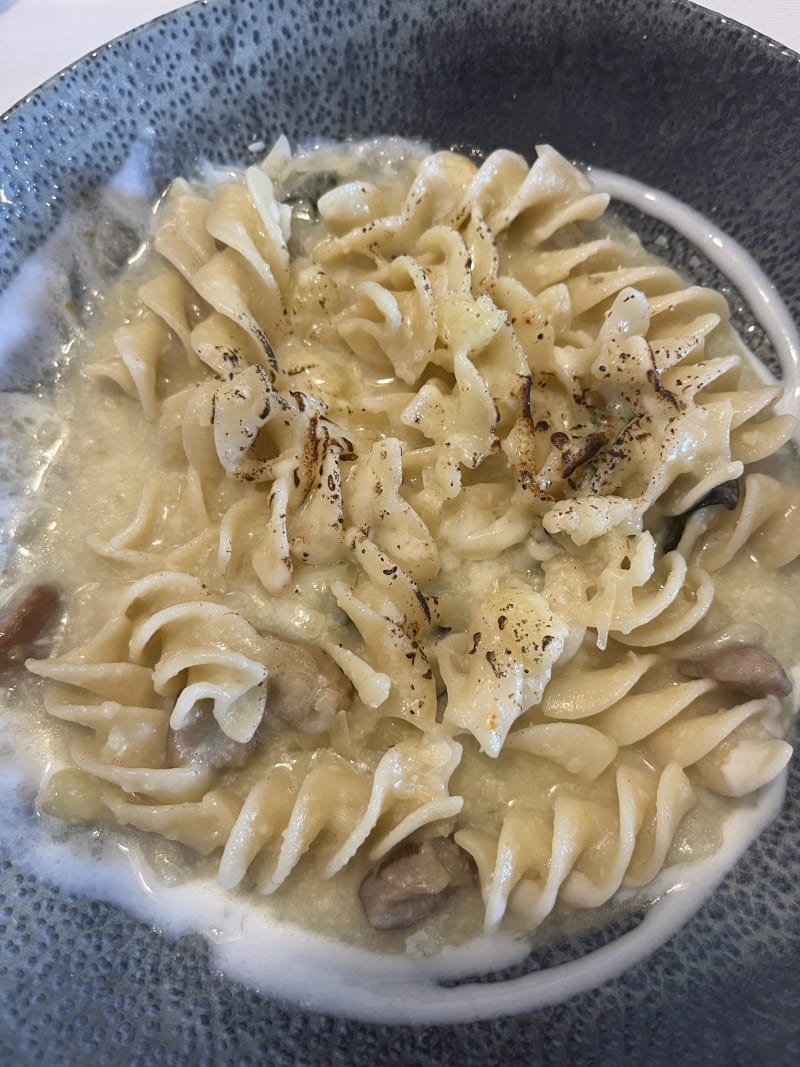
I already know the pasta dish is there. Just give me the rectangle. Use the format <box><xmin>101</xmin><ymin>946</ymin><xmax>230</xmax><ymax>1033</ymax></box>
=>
<box><xmin>3</xmin><ymin>139</ymin><xmax>797</xmax><ymax>952</ymax></box>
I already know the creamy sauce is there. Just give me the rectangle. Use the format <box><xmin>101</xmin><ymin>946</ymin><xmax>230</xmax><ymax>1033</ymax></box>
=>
<box><xmin>0</xmin><ymin>144</ymin><xmax>798</xmax><ymax>1023</ymax></box>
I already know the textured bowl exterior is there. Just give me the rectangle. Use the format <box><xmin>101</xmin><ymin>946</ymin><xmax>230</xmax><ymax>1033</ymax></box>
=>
<box><xmin>1</xmin><ymin>0</ymin><xmax>799</xmax><ymax>1062</ymax></box>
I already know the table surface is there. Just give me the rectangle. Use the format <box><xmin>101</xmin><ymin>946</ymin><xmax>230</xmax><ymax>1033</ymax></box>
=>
<box><xmin>1</xmin><ymin>0</ymin><xmax>799</xmax><ymax>117</ymax></box>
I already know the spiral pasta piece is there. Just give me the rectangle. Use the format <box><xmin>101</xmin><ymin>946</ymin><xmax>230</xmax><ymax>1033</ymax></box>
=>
<box><xmin>456</xmin><ymin>762</ymin><xmax>696</xmax><ymax>933</ymax></box>
<box><xmin>686</xmin><ymin>473</ymin><xmax>800</xmax><ymax>571</ymax></box>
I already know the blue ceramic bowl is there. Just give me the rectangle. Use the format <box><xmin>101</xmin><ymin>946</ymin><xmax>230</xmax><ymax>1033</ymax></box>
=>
<box><xmin>1</xmin><ymin>0</ymin><xmax>798</xmax><ymax>1062</ymax></box>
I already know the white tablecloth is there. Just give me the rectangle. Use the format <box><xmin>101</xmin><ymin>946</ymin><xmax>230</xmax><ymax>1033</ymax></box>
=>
<box><xmin>0</xmin><ymin>0</ymin><xmax>798</xmax><ymax>117</ymax></box>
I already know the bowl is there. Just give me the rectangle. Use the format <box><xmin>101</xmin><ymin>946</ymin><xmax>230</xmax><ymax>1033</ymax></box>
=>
<box><xmin>1</xmin><ymin>0</ymin><xmax>799</xmax><ymax>1062</ymax></box>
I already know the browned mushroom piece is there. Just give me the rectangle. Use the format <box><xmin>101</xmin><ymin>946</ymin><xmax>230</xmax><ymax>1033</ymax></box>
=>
<box><xmin>359</xmin><ymin>837</ymin><xmax>476</xmax><ymax>931</ymax></box>
<box><xmin>261</xmin><ymin>635</ymin><xmax>353</xmax><ymax>734</ymax></box>
<box><xmin>167</xmin><ymin>704</ymin><xmax>256</xmax><ymax>770</ymax></box>
<box><xmin>0</xmin><ymin>583</ymin><xmax>61</xmax><ymax>670</ymax></box>
<box><xmin>662</xmin><ymin>478</ymin><xmax>740</xmax><ymax>553</ymax></box>
<box><xmin>677</xmin><ymin>644</ymin><xmax>793</xmax><ymax>698</ymax></box>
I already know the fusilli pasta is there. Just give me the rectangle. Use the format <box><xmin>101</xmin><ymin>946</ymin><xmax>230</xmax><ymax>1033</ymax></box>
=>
<box><xmin>19</xmin><ymin>138</ymin><xmax>797</xmax><ymax>945</ymax></box>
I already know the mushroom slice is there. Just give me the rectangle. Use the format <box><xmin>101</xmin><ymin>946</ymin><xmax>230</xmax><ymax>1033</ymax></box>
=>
<box><xmin>167</xmin><ymin>704</ymin><xmax>256</xmax><ymax>770</ymax></box>
<box><xmin>359</xmin><ymin>837</ymin><xmax>475</xmax><ymax>931</ymax></box>
<box><xmin>677</xmin><ymin>645</ymin><xmax>792</xmax><ymax>699</ymax></box>
<box><xmin>261</xmin><ymin>636</ymin><xmax>353</xmax><ymax>734</ymax></box>
<box><xmin>1</xmin><ymin>583</ymin><xmax>61</xmax><ymax>670</ymax></box>
<box><xmin>662</xmin><ymin>478</ymin><xmax>740</xmax><ymax>553</ymax></box>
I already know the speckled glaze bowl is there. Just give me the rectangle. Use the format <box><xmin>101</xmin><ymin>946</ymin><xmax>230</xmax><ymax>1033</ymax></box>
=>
<box><xmin>1</xmin><ymin>0</ymin><xmax>799</xmax><ymax>1062</ymax></box>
